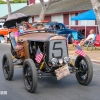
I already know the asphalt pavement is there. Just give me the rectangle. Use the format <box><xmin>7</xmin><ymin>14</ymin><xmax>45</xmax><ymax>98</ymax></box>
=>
<box><xmin>0</xmin><ymin>44</ymin><xmax>100</xmax><ymax>100</ymax></box>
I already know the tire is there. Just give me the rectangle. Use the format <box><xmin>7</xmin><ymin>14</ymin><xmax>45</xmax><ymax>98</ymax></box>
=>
<box><xmin>75</xmin><ymin>55</ymin><xmax>93</xmax><ymax>86</ymax></box>
<box><xmin>2</xmin><ymin>53</ymin><xmax>14</xmax><ymax>80</ymax></box>
<box><xmin>23</xmin><ymin>59</ymin><xmax>38</xmax><ymax>93</ymax></box>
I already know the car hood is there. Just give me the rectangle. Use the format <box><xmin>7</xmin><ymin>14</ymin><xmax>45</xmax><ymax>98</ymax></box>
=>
<box><xmin>18</xmin><ymin>32</ymin><xmax>66</xmax><ymax>42</ymax></box>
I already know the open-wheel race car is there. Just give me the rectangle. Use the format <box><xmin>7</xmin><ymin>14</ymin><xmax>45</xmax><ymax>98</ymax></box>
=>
<box><xmin>2</xmin><ymin>29</ymin><xmax>93</xmax><ymax>93</ymax></box>
<box><xmin>2</xmin><ymin>13</ymin><xmax>93</xmax><ymax>93</ymax></box>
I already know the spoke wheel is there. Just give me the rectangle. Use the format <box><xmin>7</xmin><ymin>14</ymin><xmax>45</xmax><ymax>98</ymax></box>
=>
<box><xmin>2</xmin><ymin>53</ymin><xmax>14</xmax><ymax>80</ymax></box>
<box><xmin>23</xmin><ymin>59</ymin><xmax>37</xmax><ymax>93</ymax></box>
<box><xmin>75</xmin><ymin>55</ymin><xmax>93</xmax><ymax>85</ymax></box>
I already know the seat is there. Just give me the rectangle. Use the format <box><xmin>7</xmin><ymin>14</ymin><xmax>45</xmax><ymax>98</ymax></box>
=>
<box><xmin>10</xmin><ymin>32</ymin><xmax>17</xmax><ymax>48</ymax></box>
<box><xmin>10</xmin><ymin>32</ymin><xmax>17</xmax><ymax>56</ymax></box>
<box><xmin>71</xmin><ymin>31</ymin><xmax>80</xmax><ymax>46</ymax></box>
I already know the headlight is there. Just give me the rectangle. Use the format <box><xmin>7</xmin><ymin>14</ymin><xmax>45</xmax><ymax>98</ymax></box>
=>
<box><xmin>59</xmin><ymin>59</ymin><xmax>63</xmax><ymax>64</ymax></box>
<box><xmin>64</xmin><ymin>57</ymin><xmax>70</xmax><ymax>64</ymax></box>
<box><xmin>51</xmin><ymin>58</ymin><xmax>58</xmax><ymax>65</ymax></box>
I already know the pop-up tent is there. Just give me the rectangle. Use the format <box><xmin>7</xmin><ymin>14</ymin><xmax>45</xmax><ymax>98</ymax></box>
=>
<box><xmin>71</xmin><ymin>9</ymin><xmax>96</xmax><ymax>37</ymax></box>
<box><xmin>71</xmin><ymin>9</ymin><xmax>96</xmax><ymax>20</ymax></box>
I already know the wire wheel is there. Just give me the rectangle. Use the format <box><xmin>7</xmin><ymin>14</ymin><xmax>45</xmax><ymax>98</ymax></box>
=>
<box><xmin>23</xmin><ymin>59</ymin><xmax>37</xmax><ymax>93</ymax></box>
<box><xmin>75</xmin><ymin>55</ymin><xmax>93</xmax><ymax>85</ymax></box>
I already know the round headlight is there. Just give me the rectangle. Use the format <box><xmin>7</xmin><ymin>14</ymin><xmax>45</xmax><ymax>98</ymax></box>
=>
<box><xmin>51</xmin><ymin>58</ymin><xmax>58</xmax><ymax>65</ymax></box>
<box><xmin>59</xmin><ymin>59</ymin><xmax>63</xmax><ymax>64</ymax></box>
<box><xmin>64</xmin><ymin>57</ymin><xmax>70</xmax><ymax>64</ymax></box>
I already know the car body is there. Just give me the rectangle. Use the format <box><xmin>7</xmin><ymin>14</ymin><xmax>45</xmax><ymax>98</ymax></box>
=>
<box><xmin>2</xmin><ymin>29</ymin><xmax>93</xmax><ymax>93</ymax></box>
<box><xmin>0</xmin><ymin>23</ymin><xmax>4</xmax><ymax>29</ymax></box>
<box><xmin>0</xmin><ymin>22</ymin><xmax>35</xmax><ymax>37</ymax></box>
<box><xmin>44</xmin><ymin>22</ymin><xmax>84</xmax><ymax>43</ymax></box>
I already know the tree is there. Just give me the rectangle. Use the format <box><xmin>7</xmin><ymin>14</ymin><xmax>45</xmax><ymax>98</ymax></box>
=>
<box><xmin>90</xmin><ymin>0</ymin><xmax>100</xmax><ymax>33</ymax></box>
<box><xmin>39</xmin><ymin>0</ymin><xmax>62</xmax><ymax>21</ymax></box>
<box><xmin>6</xmin><ymin>0</ymin><xmax>12</xmax><ymax>17</ymax></box>
<box><xmin>10</xmin><ymin>0</ymin><xmax>26</xmax><ymax>3</ymax></box>
<box><xmin>0</xmin><ymin>0</ymin><xmax>6</xmax><ymax>4</ymax></box>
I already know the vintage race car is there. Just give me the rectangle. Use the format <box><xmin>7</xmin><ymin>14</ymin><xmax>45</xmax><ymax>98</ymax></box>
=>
<box><xmin>2</xmin><ymin>30</ymin><xmax>93</xmax><ymax>93</ymax></box>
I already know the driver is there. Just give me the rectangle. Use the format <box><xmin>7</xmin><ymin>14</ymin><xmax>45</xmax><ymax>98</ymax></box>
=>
<box><xmin>14</xmin><ymin>24</ymin><xmax>24</xmax><ymax>46</ymax></box>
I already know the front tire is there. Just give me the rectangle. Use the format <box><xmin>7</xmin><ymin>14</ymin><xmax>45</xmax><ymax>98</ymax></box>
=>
<box><xmin>75</xmin><ymin>55</ymin><xmax>93</xmax><ymax>85</ymax></box>
<box><xmin>23</xmin><ymin>59</ymin><xmax>38</xmax><ymax>93</ymax></box>
<box><xmin>2</xmin><ymin>53</ymin><xmax>14</xmax><ymax>80</ymax></box>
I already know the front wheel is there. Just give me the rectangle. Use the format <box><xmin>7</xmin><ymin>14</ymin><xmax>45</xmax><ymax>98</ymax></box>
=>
<box><xmin>75</xmin><ymin>55</ymin><xmax>93</xmax><ymax>85</ymax></box>
<box><xmin>23</xmin><ymin>59</ymin><xmax>38</xmax><ymax>93</ymax></box>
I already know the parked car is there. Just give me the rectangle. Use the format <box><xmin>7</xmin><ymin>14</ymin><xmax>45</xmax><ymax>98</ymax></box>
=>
<box><xmin>0</xmin><ymin>22</ymin><xmax>35</xmax><ymax>37</ymax></box>
<box><xmin>0</xmin><ymin>23</ymin><xmax>5</xmax><ymax>29</ymax></box>
<box><xmin>44</xmin><ymin>22</ymin><xmax>84</xmax><ymax>43</ymax></box>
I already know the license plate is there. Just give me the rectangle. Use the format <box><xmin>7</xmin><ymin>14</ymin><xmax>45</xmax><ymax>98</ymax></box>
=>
<box><xmin>55</xmin><ymin>64</ymin><xmax>70</xmax><ymax>80</ymax></box>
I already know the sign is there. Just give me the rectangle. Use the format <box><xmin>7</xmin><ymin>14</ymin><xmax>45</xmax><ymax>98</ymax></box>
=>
<box><xmin>55</xmin><ymin>64</ymin><xmax>70</xmax><ymax>80</ymax></box>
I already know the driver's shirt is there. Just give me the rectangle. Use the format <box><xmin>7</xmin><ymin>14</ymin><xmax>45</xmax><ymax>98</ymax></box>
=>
<box><xmin>14</xmin><ymin>31</ymin><xmax>19</xmax><ymax>46</ymax></box>
<box><xmin>14</xmin><ymin>31</ymin><xmax>19</xmax><ymax>37</ymax></box>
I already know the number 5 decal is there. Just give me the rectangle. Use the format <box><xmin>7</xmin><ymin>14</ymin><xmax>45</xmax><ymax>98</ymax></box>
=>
<box><xmin>52</xmin><ymin>42</ymin><xmax>63</xmax><ymax>58</ymax></box>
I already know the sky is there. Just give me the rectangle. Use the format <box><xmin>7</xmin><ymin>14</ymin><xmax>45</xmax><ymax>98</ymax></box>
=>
<box><xmin>0</xmin><ymin>0</ymin><xmax>49</xmax><ymax>18</ymax></box>
<box><xmin>0</xmin><ymin>3</ymin><xmax>27</xmax><ymax>18</ymax></box>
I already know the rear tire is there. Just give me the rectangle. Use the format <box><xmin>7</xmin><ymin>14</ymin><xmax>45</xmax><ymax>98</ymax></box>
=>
<box><xmin>23</xmin><ymin>59</ymin><xmax>38</xmax><ymax>93</ymax></box>
<box><xmin>75</xmin><ymin>55</ymin><xmax>93</xmax><ymax>85</ymax></box>
<box><xmin>2</xmin><ymin>53</ymin><xmax>14</xmax><ymax>80</ymax></box>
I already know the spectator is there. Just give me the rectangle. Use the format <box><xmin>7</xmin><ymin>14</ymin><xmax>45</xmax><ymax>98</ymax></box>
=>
<box><xmin>4</xmin><ymin>34</ymin><xmax>9</xmax><ymax>43</ymax></box>
<box><xmin>36</xmin><ymin>23</ymin><xmax>45</xmax><ymax>30</ymax></box>
<box><xmin>77</xmin><ymin>29</ymin><xmax>96</xmax><ymax>46</ymax></box>
<box><xmin>4</xmin><ymin>26</ymin><xmax>15</xmax><ymax>43</ymax></box>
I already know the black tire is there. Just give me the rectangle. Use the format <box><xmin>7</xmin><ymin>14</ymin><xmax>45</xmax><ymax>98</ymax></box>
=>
<box><xmin>23</xmin><ymin>59</ymin><xmax>38</xmax><ymax>93</ymax></box>
<box><xmin>2</xmin><ymin>53</ymin><xmax>14</xmax><ymax>80</ymax></box>
<box><xmin>75</xmin><ymin>55</ymin><xmax>93</xmax><ymax>85</ymax></box>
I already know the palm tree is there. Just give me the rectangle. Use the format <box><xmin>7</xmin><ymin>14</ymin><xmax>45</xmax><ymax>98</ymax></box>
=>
<box><xmin>90</xmin><ymin>0</ymin><xmax>100</xmax><ymax>33</ymax></box>
<box><xmin>6</xmin><ymin>0</ymin><xmax>12</xmax><ymax>17</ymax></box>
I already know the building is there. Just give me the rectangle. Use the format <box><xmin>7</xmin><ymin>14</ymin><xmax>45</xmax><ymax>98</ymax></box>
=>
<box><xmin>2</xmin><ymin>0</ymin><xmax>100</xmax><ymax>36</ymax></box>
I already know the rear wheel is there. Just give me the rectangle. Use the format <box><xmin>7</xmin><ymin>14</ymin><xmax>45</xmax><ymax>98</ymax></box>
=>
<box><xmin>2</xmin><ymin>53</ymin><xmax>14</xmax><ymax>80</ymax></box>
<box><xmin>23</xmin><ymin>59</ymin><xmax>38</xmax><ymax>93</ymax></box>
<box><xmin>75</xmin><ymin>55</ymin><xmax>93</xmax><ymax>85</ymax></box>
